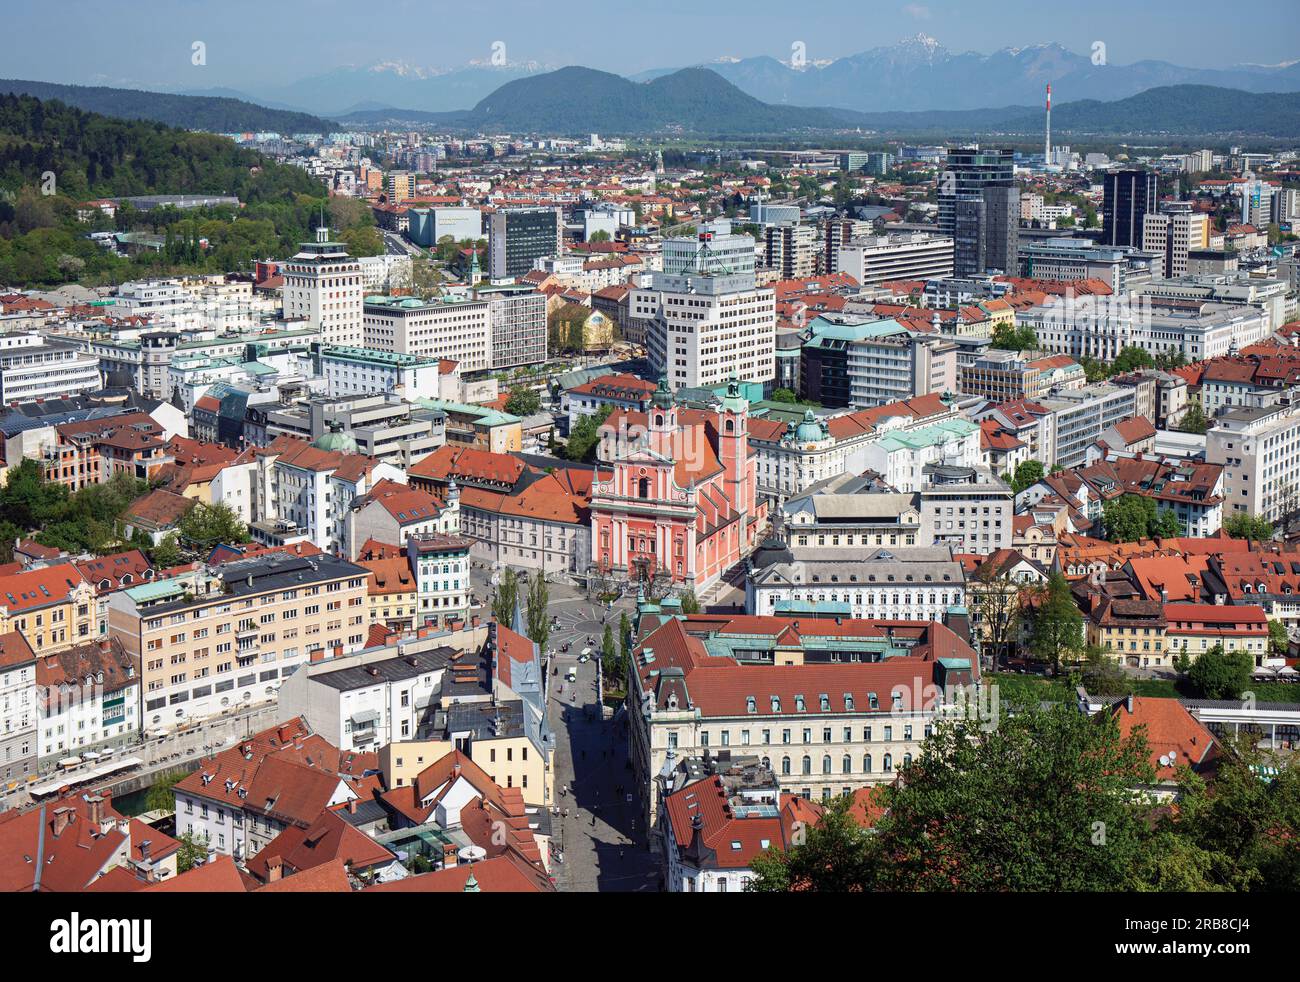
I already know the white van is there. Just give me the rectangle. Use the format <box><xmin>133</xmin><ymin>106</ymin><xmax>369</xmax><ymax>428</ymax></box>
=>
<box><xmin>565</xmin><ymin>667</ymin><xmax>577</xmax><ymax>683</ymax></box>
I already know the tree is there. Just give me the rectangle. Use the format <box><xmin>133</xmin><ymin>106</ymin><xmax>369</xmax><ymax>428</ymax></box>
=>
<box><xmin>177</xmin><ymin>501</ymin><xmax>249</xmax><ymax>553</ymax></box>
<box><xmin>1223</xmin><ymin>512</ymin><xmax>1274</xmax><ymax>541</ymax></box>
<box><xmin>1269</xmin><ymin>619</ymin><xmax>1290</xmax><ymax>658</ymax></box>
<box><xmin>144</xmin><ymin>769</ymin><xmax>185</xmax><ymax>813</ymax></box>
<box><xmin>1180</xmin><ymin>397</ymin><xmax>1209</xmax><ymax>435</ymax></box>
<box><xmin>564</xmin><ymin>403</ymin><xmax>614</xmax><ymax>463</ymax></box>
<box><xmin>492</xmin><ymin>568</ymin><xmax>520</xmax><ymax>626</ymax></box>
<box><xmin>678</xmin><ymin>589</ymin><xmax>701</xmax><ymax>615</ymax></box>
<box><xmin>176</xmin><ymin>831</ymin><xmax>209</xmax><ymax>874</ymax></box>
<box><xmin>1186</xmin><ymin>643</ymin><xmax>1252</xmax><ymax>700</ymax></box>
<box><xmin>753</xmin><ymin>703</ymin><xmax>1160</xmax><ymax>891</ymax></box>
<box><xmin>771</xmin><ymin>388</ymin><xmax>798</xmax><ymax>404</ymax></box>
<box><xmin>525</xmin><ymin>573</ymin><xmax>549</xmax><ymax>649</ymax></box>
<box><xmin>970</xmin><ymin>556</ymin><xmax>1024</xmax><ymax>672</ymax></box>
<box><xmin>1082</xmin><ymin>645</ymin><xmax>1134</xmax><ymax>697</ymax></box>
<box><xmin>601</xmin><ymin>624</ymin><xmax>617</xmax><ymax>689</ymax></box>
<box><xmin>505</xmin><ymin>386</ymin><xmax>541</xmax><ymax>417</ymax></box>
<box><xmin>1101</xmin><ymin>494</ymin><xmax>1179</xmax><ymax>543</ymax></box>
<box><xmin>1169</xmin><ymin>732</ymin><xmax>1300</xmax><ymax>891</ymax></box>
<box><xmin>990</xmin><ymin>323</ymin><xmax>1038</xmax><ymax>352</ymax></box>
<box><xmin>748</xmin><ymin>794</ymin><xmax>876</xmax><ymax>892</ymax></box>
<box><xmin>1112</xmin><ymin>346</ymin><xmax>1156</xmax><ymax>375</ymax></box>
<box><xmin>1029</xmin><ymin>571</ymin><xmax>1084</xmax><ymax>674</ymax></box>
<box><xmin>588</xmin><ymin>230</ymin><xmax>611</xmax><ymax>243</ymax></box>
<box><xmin>1009</xmin><ymin>459</ymin><xmax>1044</xmax><ymax>495</ymax></box>
<box><xmin>1154</xmin><ymin>507</ymin><xmax>1184</xmax><ymax>539</ymax></box>
<box><xmin>150</xmin><ymin>532</ymin><xmax>182</xmax><ymax>569</ymax></box>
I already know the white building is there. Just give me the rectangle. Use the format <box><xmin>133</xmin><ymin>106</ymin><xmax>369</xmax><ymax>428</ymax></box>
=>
<box><xmin>363</xmin><ymin>295</ymin><xmax>492</xmax><ymax>372</ymax></box>
<box><xmin>321</xmin><ymin>345</ymin><xmax>445</xmax><ymax>401</ymax></box>
<box><xmin>281</xmin><ymin>226</ymin><xmax>364</xmax><ymax>346</ymax></box>
<box><xmin>641</xmin><ymin>221</ymin><xmax>776</xmax><ymax>390</ymax></box>
<box><xmin>0</xmin><ymin>333</ymin><xmax>102</xmax><ymax>403</ymax></box>
<box><xmin>836</xmin><ymin>232</ymin><xmax>955</xmax><ymax>287</ymax></box>
<box><xmin>746</xmin><ymin>546</ymin><xmax>966</xmax><ymax>623</ymax></box>
<box><xmin>1207</xmin><ymin>400</ymin><xmax>1300</xmax><ymax>525</ymax></box>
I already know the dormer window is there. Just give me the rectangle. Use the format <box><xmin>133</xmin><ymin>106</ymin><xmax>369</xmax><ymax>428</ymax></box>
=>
<box><xmin>795</xmin><ymin>695</ymin><xmax>806</xmax><ymax>713</ymax></box>
<box><xmin>868</xmin><ymin>692</ymin><xmax>878</xmax><ymax>710</ymax></box>
<box><xmin>746</xmin><ymin>696</ymin><xmax>756</xmax><ymax>714</ymax></box>
<box><xmin>770</xmin><ymin>696</ymin><xmax>781</xmax><ymax>713</ymax></box>
<box><xmin>819</xmin><ymin>694</ymin><xmax>830</xmax><ymax>711</ymax></box>
<box><xmin>844</xmin><ymin>693</ymin><xmax>855</xmax><ymax>711</ymax></box>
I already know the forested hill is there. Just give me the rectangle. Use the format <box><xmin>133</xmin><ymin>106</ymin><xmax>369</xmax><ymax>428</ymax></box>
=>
<box><xmin>0</xmin><ymin>93</ymin><xmax>323</xmax><ymax>203</ymax></box>
<box><xmin>0</xmin><ymin>94</ymin><xmax>386</xmax><ymax>288</ymax></box>
<box><xmin>0</xmin><ymin>79</ymin><xmax>337</xmax><ymax>134</ymax></box>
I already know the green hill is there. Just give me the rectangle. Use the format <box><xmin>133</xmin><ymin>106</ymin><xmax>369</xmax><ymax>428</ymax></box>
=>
<box><xmin>0</xmin><ymin>94</ymin><xmax>360</xmax><ymax>288</ymax></box>
<box><xmin>465</xmin><ymin>66</ymin><xmax>859</xmax><ymax>135</ymax></box>
<box><xmin>0</xmin><ymin>78</ymin><xmax>337</xmax><ymax>134</ymax></box>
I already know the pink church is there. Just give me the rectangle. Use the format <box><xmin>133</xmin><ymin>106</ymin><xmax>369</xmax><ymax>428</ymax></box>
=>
<box><xmin>589</xmin><ymin>379</ymin><xmax>768</xmax><ymax>591</ymax></box>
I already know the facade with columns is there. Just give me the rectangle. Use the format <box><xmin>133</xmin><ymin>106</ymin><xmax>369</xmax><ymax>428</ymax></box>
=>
<box><xmin>589</xmin><ymin>380</ymin><xmax>767</xmax><ymax>591</ymax></box>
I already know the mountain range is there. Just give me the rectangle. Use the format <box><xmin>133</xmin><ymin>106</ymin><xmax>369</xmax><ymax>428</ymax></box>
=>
<box><xmin>630</xmin><ymin>34</ymin><xmax>1300</xmax><ymax>112</ymax></box>
<box><xmin>195</xmin><ymin>35</ymin><xmax>1300</xmax><ymax>117</ymax></box>
<box><xmin>334</xmin><ymin>68</ymin><xmax>1300</xmax><ymax>139</ymax></box>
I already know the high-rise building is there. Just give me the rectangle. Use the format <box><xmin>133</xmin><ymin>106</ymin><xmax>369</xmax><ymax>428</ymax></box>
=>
<box><xmin>640</xmin><ymin>220</ymin><xmax>776</xmax><ymax>390</ymax></box>
<box><xmin>1241</xmin><ymin>177</ymin><xmax>1275</xmax><ymax>228</ymax></box>
<box><xmin>764</xmin><ymin>224</ymin><xmax>817</xmax><ymax>279</ymax></box>
<box><xmin>476</xmin><ymin>283</ymin><xmax>549</xmax><ymax>369</ymax></box>
<box><xmin>938</xmin><ymin>146</ymin><xmax>1019</xmax><ymax>278</ymax></box>
<box><xmin>384</xmin><ymin>170</ymin><xmax>416</xmax><ymax>204</ymax></box>
<box><xmin>488</xmin><ymin>207</ymin><xmax>562</xmax><ymax>281</ymax></box>
<box><xmin>281</xmin><ymin>225</ymin><xmax>364</xmax><ymax>346</ymax></box>
<box><xmin>1102</xmin><ymin>169</ymin><xmax>1160</xmax><ymax>248</ymax></box>
<box><xmin>1142</xmin><ymin>202</ymin><xmax>1210</xmax><ymax>279</ymax></box>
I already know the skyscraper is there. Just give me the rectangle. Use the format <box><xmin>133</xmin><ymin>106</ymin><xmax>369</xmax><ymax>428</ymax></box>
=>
<box><xmin>938</xmin><ymin>146</ymin><xmax>1019</xmax><ymax>278</ymax></box>
<box><xmin>488</xmin><ymin>207</ymin><xmax>563</xmax><ymax>281</ymax></box>
<box><xmin>1102</xmin><ymin>170</ymin><xmax>1160</xmax><ymax>248</ymax></box>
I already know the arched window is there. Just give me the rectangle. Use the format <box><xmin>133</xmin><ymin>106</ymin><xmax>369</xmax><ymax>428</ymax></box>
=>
<box><xmin>883</xmin><ymin>753</ymin><xmax>893</xmax><ymax>772</ymax></box>
<box><xmin>863</xmin><ymin>754</ymin><xmax>872</xmax><ymax>773</ymax></box>
<box><xmin>801</xmin><ymin>755</ymin><xmax>811</xmax><ymax>775</ymax></box>
<box><xmin>903</xmin><ymin>753</ymin><xmax>912</xmax><ymax>767</ymax></box>
<box><xmin>638</xmin><ymin>477</ymin><xmax>650</xmax><ymax>499</ymax></box>
<box><xmin>842</xmin><ymin>754</ymin><xmax>852</xmax><ymax>774</ymax></box>
<box><xmin>781</xmin><ymin>756</ymin><xmax>791</xmax><ymax>775</ymax></box>
<box><xmin>761</xmin><ymin>756</ymin><xmax>771</xmax><ymax>770</ymax></box>
<box><xmin>822</xmin><ymin>755</ymin><xmax>832</xmax><ymax>774</ymax></box>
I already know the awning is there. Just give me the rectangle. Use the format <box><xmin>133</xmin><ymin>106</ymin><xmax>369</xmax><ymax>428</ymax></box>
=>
<box><xmin>351</xmin><ymin>709</ymin><xmax>380</xmax><ymax>726</ymax></box>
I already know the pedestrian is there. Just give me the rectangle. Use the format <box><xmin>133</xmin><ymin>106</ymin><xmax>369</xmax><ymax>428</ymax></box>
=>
<box><xmin>591</xmin><ymin>815</ymin><xmax>597</xmax><ymax>827</ymax></box>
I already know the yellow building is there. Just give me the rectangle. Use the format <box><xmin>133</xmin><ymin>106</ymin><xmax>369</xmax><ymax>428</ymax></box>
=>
<box><xmin>1163</xmin><ymin>603</ymin><xmax>1270</xmax><ymax>666</ymax></box>
<box><xmin>359</xmin><ymin>557</ymin><xmax>418</xmax><ymax>632</ymax></box>
<box><xmin>1086</xmin><ymin>597</ymin><xmax>1169</xmax><ymax>669</ymax></box>
<box><xmin>0</xmin><ymin>566</ymin><xmax>96</xmax><ymax>654</ymax></box>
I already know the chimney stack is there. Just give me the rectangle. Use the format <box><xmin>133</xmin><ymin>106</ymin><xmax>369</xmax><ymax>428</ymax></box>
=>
<box><xmin>267</xmin><ymin>858</ymin><xmax>283</xmax><ymax>883</ymax></box>
<box><xmin>52</xmin><ymin>807</ymin><xmax>75</xmax><ymax>837</ymax></box>
<box><xmin>1045</xmin><ymin>83</ymin><xmax>1052</xmax><ymax>165</ymax></box>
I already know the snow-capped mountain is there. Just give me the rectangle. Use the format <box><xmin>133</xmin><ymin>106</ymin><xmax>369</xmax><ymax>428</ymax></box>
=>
<box><xmin>634</xmin><ymin>35</ymin><xmax>1300</xmax><ymax>112</ymax></box>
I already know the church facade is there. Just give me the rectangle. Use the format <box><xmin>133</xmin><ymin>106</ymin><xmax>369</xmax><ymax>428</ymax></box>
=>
<box><xmin>589</xmin><ymin>380</ymin><xmax>768</xmax><ymax>591</ymax></box>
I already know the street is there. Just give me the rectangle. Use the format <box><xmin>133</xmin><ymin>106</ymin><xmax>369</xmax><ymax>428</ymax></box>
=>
<box><xmin>469</xmin><ymin>566</ymin><xmax>660</xmax><ymax>891</ymax></box>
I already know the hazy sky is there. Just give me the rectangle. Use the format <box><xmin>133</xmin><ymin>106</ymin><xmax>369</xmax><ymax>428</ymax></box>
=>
<box><xmin>7</xmin><ymin>0</ymin><xmax>1298</xmax><ymax>90</ymax></box>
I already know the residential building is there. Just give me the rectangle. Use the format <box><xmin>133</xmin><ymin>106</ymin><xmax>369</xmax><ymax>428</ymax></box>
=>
<box><xmin>320</xmin><ymin>346</ymin><xmax>445</xmax><ymax>401</ymax></box>
<box><xmin>35</xmin><ymin>638</ymin><xmax>140</xmax><ymax>772</ymax></box>
<box><xmin>1207</xmin><ymin>400</ymin><xmax>1300</xmax><ymax>523</ymax></box>
<box><xmin>627</xmin><ymin>607</ymin><xmax>979</xmax><ymax>828</ymax></box>
<box><xmin>0</xmin><ymin>631</ymin><xmax>36</xmax><ymax>786</ymax></box>
<box><xmin>362</xmin><ymin>295</ymin><xmax>492</xmax><ymax>372</ymax></box>
<box><xmin>1163</xmin><ymin>603</ymin><xmax>1270</xmax><ymax>666</ymax></box>
<box><xmin>107</xmin><ymin>553</ymin><xmax>370</xmax><ymax>730</ymax></box>
<box><xmin>345</xmin><ymin>477</ymin><xmax>459</xmax><ymax>559</ymax></box>
<box><xmin>747</xmin><ymin>545</ymin><xmax>966</xmax><ymax>623</ymax></box>
<box><xmin>0</xmin><ymin>333</ymin><xmax>102</xmax><ymax>404</ymax></box>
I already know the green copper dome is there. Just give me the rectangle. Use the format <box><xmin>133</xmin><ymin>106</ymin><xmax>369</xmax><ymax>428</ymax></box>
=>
<box><xmin>795</xmin><ymin>408</ymin><xmax>824</xmax><ymax>443</ymax></box>
<box><xmin>312</xmin><ymin>421</ymin><xmax>358</xmax><ymax>455</ymax></box>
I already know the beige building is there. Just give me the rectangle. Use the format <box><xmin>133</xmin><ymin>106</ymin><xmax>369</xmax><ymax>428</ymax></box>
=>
<box><xmin>108</xmin><ymin>553</ymin><xmax>369</xmax><ymax>730</ymax></box>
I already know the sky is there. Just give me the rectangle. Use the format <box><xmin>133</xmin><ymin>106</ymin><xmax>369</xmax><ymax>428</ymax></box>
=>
<box><xmin>6</xmin><ymin>0</ymin><xmax>1298</xmax><ymax>91</ymax></box>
